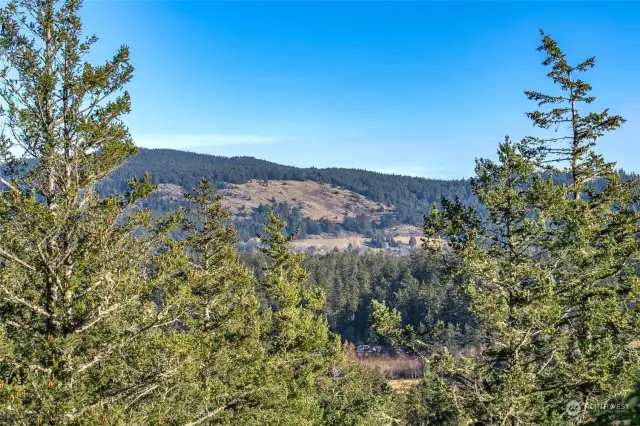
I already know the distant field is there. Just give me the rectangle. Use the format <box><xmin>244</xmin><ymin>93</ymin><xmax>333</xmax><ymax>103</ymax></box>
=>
<box><xmin>382</xmin><ymin>224</ymin><xmax>421</xmax><ymax>243</ymax></box>
<box><xmin>355</xmin><ymin>354</ymin><xmax>422</xmax><ymax>380</ymax></box>
<box><xmin>353</xmin><ymin>354</ymin><xmax>422</xmax><ymax>393</ymax></box>
<box><xmin>151</xmin><ymin>181</ymin><xmax>425</xmax><ymax>251</ymax></box>
<box><xmin>388</xmin><ymin>379</ymin><xmax>421</xmax><ymax>392</ymax></box>
<box><xmin>289</xmin><ymin>225</ymin><xmax>423</xmax><ymax>250</ymax></box>
<box><xmin>219</xmin><ymin>180</ymin><xmax>393</xmax><ymax>222</ymax></box>
<box><xmin>290</xmin><ymin>235</ymin><xmax>369</xmax><ymax>250</ymax></box>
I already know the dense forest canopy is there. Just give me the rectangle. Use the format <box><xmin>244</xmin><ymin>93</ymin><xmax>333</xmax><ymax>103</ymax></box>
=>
<box><xmin>1</xmin><ymin>0</ymin><xmax>639</xmax><ymax>425</ymax></box>
<box><xmin>97</xmin><ymin>148</ymin><xmax>637</xmax><ymax>246</ymax></box>
<box><xmin>98</xmin><ymin>148</ymin><xmax>477</xmax><ymax>226</ymax></box>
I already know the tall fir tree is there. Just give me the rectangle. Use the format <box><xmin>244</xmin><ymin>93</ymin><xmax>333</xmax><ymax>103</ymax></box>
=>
<box><xmin>254</xmin><ymin>208</ymin><xmax>343</xmax><ymax>424</ymax></box>
<box><xmin>142</xmin><ymin>178</ymin><xmax>275</xmax><ymax>424</ymax></box>
<box><xmin>0</xmin><ymin>0</ymin><xmax>198</xmax><ymax>422</ymax></box>
<box><xmin>374</xmin><ymin>30</ymin><xmax>640</xmax><ymax>425</ymax></box>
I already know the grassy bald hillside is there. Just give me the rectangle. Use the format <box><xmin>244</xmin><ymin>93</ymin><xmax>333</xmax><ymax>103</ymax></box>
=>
<box><xmin>99</xmin><ymin>148</ymin><xmax>476</xmax><ymax>222</ymax></box>
<box><xmin>97</xmin><ymin>148</ymin><xmax>475</xmax><ymax>251</ymax></box>
<box><xmin>98</xmin><ymin>148</ymin><xmax>637</xmax><ymax>252</ymax></box>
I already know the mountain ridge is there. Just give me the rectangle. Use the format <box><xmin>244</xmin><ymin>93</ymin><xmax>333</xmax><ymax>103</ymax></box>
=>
<box><xmin>99</xmin><ymin>147</ymin><xmax>477</xmax><ymax>227</ymax></box>
<box><xmin>98</xmin><ymin>148</ymin><xmax>636</xmax><ymax>253</ymax></box>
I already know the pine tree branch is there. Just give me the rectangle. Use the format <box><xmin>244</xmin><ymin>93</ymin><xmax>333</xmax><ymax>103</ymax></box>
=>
<box><xmin>72</xmin><ymin>295</ymin><xmax>140</xmax><ymax>335</ymax></box>
<box><xmin>68</xmin><ymin>363</ymin><xmax>188</xmax><ymax>420</ymax></box>
<box><xmin>0</xmin><ymin>287</ymin><xmax>51</xmax><ymax>318</ymax></box>
<box><xmin>70</xmin><ymin>278</ymin><xmax>104</xmax><ymax>302</ymax></box>
<box><xmin>182</xmin><ymin>406</ymin><xmax>229</xmax><ymax>426</ymax></box>
<box><xmin>0</xmin><ymin>72</ymin><xmax>47</xmax><ymax>124</ymax></box>
<box><xmin>0</xmin><ymin>246</ymin><xmax>35</xmax><ymax>271</ymax></box>
<box><xmin>182</xmin><ymin>389</ymin><xmax>261</xmax><ymax>426</ymax></box>
<box><xmin>0</xmin><ymin>176</ymin><xmax>20</xmax><ymax>194</ymax></box>
<box><xmin>73</xmin><ymin>310</ymin><xmax>183</xmax><ymax>374</ymax></box>
<box><xmin>124</xmin><ymin>384</ymin><xmax>159</xmax><ymax>411</ymax></box>
<box><xmin>0</xmin><ymin>357</ymin><xmax>52</xmax><ymax>374</ymax></box>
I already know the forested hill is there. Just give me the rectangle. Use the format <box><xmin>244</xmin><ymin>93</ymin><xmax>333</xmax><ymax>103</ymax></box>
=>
<box><xmin>99</xmin><ymin>148</ymin><xmax>476</xmax><ymax>226</ymax></box>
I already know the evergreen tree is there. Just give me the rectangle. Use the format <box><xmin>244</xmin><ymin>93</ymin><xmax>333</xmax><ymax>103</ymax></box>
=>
<box><xmin>0</xmin><ymin>0</ymin><xmax>194</xmax><ymax>422</ymax></box>
<box><xmin>315</xmin><ymin>359</ymin><xmax>402</xmax><ymax>426</ymax></box>
<box><xmin>374</xmin><ymin>30</ymin><xmax>640</xmax><ymax>425</ymax></box>
<box><xmin>242</xmin><ymin>216</ymin><xmax>403</xmax><ymax>424</ymax></box>
<box><xmin>161</xmin><ymin>179</ymin><xmax>270</xmax><ymax>424</ymax></box>
<box><xmin>255</xmin><ymin>208</ymin><xmax>342</xmax><ymax>423</ymax></box>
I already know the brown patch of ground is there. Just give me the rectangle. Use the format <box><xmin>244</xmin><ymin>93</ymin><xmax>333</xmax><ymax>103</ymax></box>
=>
<box><xmin>218</xmin><ymin>180</ymin><xmax>392</xmax><ymax>222</ymax></box>
<box><xmin>290</xmin><ymin>234</ymin><xmax>368</xmax><ymax>250</ymax></box>
<box><xmin>388</xmin><ymin>379</ymin><xmax>421</xmax><ymax>392</ymax></box>
<box><xmin>383</xmin><ymin>224</ymin><xmax>422</xmax><ymax>244</ymax></box>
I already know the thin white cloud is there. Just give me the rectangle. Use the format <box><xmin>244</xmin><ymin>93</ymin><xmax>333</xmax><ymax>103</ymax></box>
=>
<box><xmin>135</xmin><ymin>134</ymin><xmax>287</xmax><ymax>149</ymax></box>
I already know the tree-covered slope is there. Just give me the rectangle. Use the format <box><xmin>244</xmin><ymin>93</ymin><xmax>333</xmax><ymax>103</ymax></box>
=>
<box><xmin>99</xmin><ymin>148</ymin><xmax>476</xmax><ymax>226</ymax></box>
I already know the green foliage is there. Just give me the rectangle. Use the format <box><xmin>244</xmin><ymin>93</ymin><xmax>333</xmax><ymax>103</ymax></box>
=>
<box><xmin>255</xmin><ymin>249</ymin><xmax>473</xmax><ymax>349</ymax></box>
<box><xmin>98</xmin><ymin>148</ymin><xmax>478</xmax><ymax>227</ymax></box>
<box><xmin>0</xmin><ymin>0</ymin><xmax>193</xmax><ymax>422</ymax></box>
<box><xmin>403</xmin><ymin>374</ymin><xmax>466</xmax><ymax>426</ymax></box>
<box><xmin>4</xmin><ymin>1</ymin><xmax>638</xmax><ymax>424</ymax></box>
<box><xmin>0</xmin><ymin>2</ymin><xmax>398</xmax><ymax>424</ymax></box>
<box><xmin>158</xmin><ymin>179</ymin><xmax>271</xmax><ymax>424</ymax></box>
<box><xmin>374</xmin><ymin>30</ymin><xmax>640</xmax><ymax>425</ymax></box>
<box><xmin>316</xmin><ymin>360</ymin><xmax>402</xmax><ymax>426</ymax></box>
<box><xmin>254</xmin><ymin>209</ymin><xmax>342</xmax><ymax>422</ymax></box>
<box><xmin>231</xmin><ymin>209</ymin><xmax>401</xmax><ymax>425</ymax></box>
<box><xmin>258</xmin><ymin>209</ymin><xmax>335</xmax><ymax>352</ymax></box>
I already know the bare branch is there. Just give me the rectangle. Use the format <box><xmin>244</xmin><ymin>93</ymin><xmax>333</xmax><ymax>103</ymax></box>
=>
<box><xmin>0</xmin><ymin>176</ymin><xmax>20</xmax><ymax>194</ymax></box>
<box><xmin>0</xmin><ymin>288</ymin><xmax>51</xmax><ymax>318</ymax></box>
<box><xmin>183</xmin><ymin>390</ymin><xmax>259</xmax><ymax>426</ymax></box>
<box><xmin>0</xmin><ymin>246</ymin><xmax>35</xmax><ymax>271</ymax></box>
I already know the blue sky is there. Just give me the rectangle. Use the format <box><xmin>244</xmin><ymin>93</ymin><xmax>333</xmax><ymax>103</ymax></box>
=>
<box><xmin>81</xmin><ymin>1</ymin><xmax>640</xmax><ymax>179</ymax></box>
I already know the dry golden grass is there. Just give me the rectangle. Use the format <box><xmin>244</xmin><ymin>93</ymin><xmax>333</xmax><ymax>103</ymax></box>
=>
<box><xmin>153</xmin><ymin>182</ymin><xmax>426</xmax><ymax>250</ymax></box>
<box><xmin>389</xmin><ymin>235</ymin><xmax>414</xmax><ymax>244</ymax></box>
<box><xmin>290</xmin><ymin>225</ymin><xmax>424</xmax><ymax>250</ymax></box>
<box><xmin>388</xmin><ymin>379</ymin><xmax>421</xmax><ymax>392</ymax></box>
<box><xmin>355</xmin><ymin>355</ymin><xmax>422</xmax><ymax>380</ymax></box>
<box><xmin>290</xmin><ymin>234</ymin><xmax>368</xmax><ymax>250</ymax></box>
<box><xmin>382</xmin><ymin>224</ymin><xmax>422</xmax><ymax>243</ymax></box>
<box><xmin>218</xmin><ymin>180</ymin><xmax>392</xmax><ymax>222</ymax></box>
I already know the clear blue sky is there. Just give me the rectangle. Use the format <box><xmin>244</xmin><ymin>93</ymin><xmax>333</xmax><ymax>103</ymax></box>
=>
<box><xmin>80</xmin><ymin>1</ymin><xmax>640</xmax><ymax>179</ymax></box>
